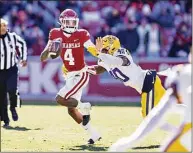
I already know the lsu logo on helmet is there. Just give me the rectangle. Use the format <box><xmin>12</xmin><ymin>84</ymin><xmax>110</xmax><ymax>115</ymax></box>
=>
<box><xmin>102</xmin><ymin>35</ymin><xmax>121</xmax><ymax>55</ymax></box>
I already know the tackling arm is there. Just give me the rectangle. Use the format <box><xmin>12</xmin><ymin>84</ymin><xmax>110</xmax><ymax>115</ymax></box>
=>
<box><xmin>85</xmin><ymin>38</ymin><xmax>128</xmax><ymax>66</ymax></box>
<box><xmin>87</xmin><ymin>65</ymin><xmax>106</xmax><ymax>75</ymax></box>
<box><xmin>95</xmin><ymin>65</ymin><xmax>107</xmax><ymax>74</ymax></box>
<box><xmin>109</xmin><ymin>88</ymin><xmax>174</xmax><ymax>152</ymax></box>
<box><xmin>97</xmin><ymin>53</ymin><xmax>129</xmax><ymax>66</ymax></box>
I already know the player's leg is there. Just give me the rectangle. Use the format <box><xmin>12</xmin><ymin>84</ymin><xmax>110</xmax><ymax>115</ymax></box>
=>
<box><xmin>153</xmin><ymin>76</ymin><xmax>166</xmax><ymax>107</ymax></box>
<box><xmin>141</xmin><ymin>90</ymin><xmax>154</xmax><ymax>117</ymax></box>
<box><xmin>68</xmin><ymin>107</ymin><xmax>83</xmax><ymax>124</ymax></box>
<box><xmin>55</xmin><ymin>96</ymin><xmax>80</xmax><ymax>108</ymax></box>
<box><xmin>141</xmin><ymin>70</ymin><xmax>157</xmax><ymax>117</ymax></box>
<box><xmin>56</xmin><ymin>72</ymin><xmax>101</xmax><ymax>143</ymax></box>
<box><xmin>55</xmin><ymin>72</ymin><xmax>91</xmax><ymax>124</ymax></box>
<box><xmin>140</xmin><ymin>92</ymin><xmax>147</xmax><ymax>117</ymax></box>
<box><xmin>141</xmin><ymin>75</ymin><xmax>166</xmax><ymax>117</ymax></box>
<box><xmin>55</xmin><ymin>72</ymin><xmax>89</xmax><ymax>108</ymax></box>
<box><xmin>66</xmin><ymin>73</ymin><xmax>101</xmax><ymax>144</ymax></box>
<box><xmin>161</xmin><ymin>123</ymin><xmax>191</xmax><ymax>152</ymax></box>
<box><xmin>69</xmin><ymin>89</ymin><xmax>101</xmax><ymax>144</ymax></box>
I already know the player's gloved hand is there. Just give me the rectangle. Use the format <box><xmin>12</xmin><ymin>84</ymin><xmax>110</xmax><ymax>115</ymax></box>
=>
<box><xmin>87</xmin><ymin>46</ymin><xmax>99</xmax><ymax>57</ymax></box>
<box><xmin>87</xmin><ymin>65</ymin><xmax>97</xmax><ymax>75</ymax></box>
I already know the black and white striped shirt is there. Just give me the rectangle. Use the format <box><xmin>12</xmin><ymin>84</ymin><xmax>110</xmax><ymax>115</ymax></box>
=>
<box><xmin>0</xmin><ymin>32</ymin><xmax>27</xmax><ymax>70</ymax></box>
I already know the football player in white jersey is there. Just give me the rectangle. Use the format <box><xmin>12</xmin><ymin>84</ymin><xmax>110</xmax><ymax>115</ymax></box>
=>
<box><xmin>87</xmin><ymin>35</ymin><xmax>166</xmax><ymax>117</ymax></box>
<box><xmin>109</xmin><ymin>57</ymin><xmax>191</xmax><ymax>152</ymax></box>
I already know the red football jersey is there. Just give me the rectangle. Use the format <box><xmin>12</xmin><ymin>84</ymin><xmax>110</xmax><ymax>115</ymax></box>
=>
<box><xmin>49</xmin><ymin>28</ymin><xmax>90</xmax><ymax>72</ymax></box>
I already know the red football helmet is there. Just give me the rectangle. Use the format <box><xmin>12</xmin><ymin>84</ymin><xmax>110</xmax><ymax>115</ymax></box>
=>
<box><xmin>59</xmin><ymin>9</ymin><xmax>79</xmax><ymax>34</ymax></box>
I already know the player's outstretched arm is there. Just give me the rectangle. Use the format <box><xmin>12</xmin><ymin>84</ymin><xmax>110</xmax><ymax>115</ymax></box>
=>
<box><xmin>87</xmin><ymin>65</ymin><xmax>106</xmax><ymax>75</ymax></box>
<box><xmin>95</xmin><ymin>65</ymin><xmax>106</xmax><ymax>74</ymax></box>
<box><xmin>109</xmin><ymin>88</ymin><xmax>174</xmax><ymax>152</ymax></box>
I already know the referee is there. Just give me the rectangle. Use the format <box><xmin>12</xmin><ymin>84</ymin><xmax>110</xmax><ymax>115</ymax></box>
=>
<box><xmin>0</xmin><ymin>18</ymin><xmax>27</xmax><ymax>127</ymax></box>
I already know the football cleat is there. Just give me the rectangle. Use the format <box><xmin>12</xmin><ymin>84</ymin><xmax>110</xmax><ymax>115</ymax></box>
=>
<box><xmin>87</xmin><ymin>129</ymin><xmax>102</xmax><ymax>145</ymax></box>
<box><xmin>88</xmin><ymin>136</ymin><xmax>102</xmax><ymax>145</ymax></box>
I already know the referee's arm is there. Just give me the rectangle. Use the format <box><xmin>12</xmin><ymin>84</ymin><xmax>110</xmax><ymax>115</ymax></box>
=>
<box><xmin>14</xmin><ymin>33</ymin><xmax>27</xmax><ymax>67</ymax></box>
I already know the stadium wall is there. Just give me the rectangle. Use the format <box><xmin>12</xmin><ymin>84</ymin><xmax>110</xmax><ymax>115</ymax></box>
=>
<box><xmin>19</xmin><ymin>56</ymin><xmax>187</xmax><ymax>103</ymax></box>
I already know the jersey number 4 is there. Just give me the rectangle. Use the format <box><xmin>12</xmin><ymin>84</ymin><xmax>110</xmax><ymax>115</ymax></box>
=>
<box><xmin>64</xmin><ymin>49</ymin><xmax>74</xmax><ymax>65</ymax></box>
<box><xmin>109</xmin><ymin>68</ymin><xmax>130</xmax><ymax>82</ymax></box>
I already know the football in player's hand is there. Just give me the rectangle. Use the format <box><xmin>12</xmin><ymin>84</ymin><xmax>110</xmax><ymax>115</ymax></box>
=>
<box><xmin>49</xmin><ymin>39</ymin><xmax>62</xmax><ymax>54</ymax></box>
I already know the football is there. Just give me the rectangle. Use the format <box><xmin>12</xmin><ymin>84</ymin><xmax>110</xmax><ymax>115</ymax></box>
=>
<box><xmin>49</xmin><ymin>39</ymin><xmax>62</xmax><ymax>54</ymax></box>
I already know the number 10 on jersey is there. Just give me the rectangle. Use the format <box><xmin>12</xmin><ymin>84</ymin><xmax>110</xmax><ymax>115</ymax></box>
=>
<box><xmin>109</xmin><ymin>68</ymin><xmax>130</xmax><ymax>82</ymax></box>
<box><xmin>64</xmin><ymin>49</ymin><xmax>75</xmax><ymax>65</ymax></box>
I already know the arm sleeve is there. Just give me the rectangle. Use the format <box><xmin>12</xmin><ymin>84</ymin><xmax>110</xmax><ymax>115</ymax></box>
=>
<box><xmin>110</xmin><ymin>88</ymin><xmax>174</xmax><ymax>151</ymax></box>
<box><xmin>15</xmin><ymin>33</ymin><xmax>27</xmax><ymax>61</ymax></box>
<box><xmin>98</xmin><ymin>53</ymin><xmax>123</xmax><ymax>66</ymax></box>
<box><xmin>83</xmin><ymin>39</ymin><xmax>95</xmax><ymax>48</ymax></box>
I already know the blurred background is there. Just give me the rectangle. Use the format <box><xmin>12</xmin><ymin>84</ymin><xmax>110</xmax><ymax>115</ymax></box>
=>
<box><xmin>0</xmin><ymin>0</ymin><xmax>192</xmax><ymax>104</ymax></box>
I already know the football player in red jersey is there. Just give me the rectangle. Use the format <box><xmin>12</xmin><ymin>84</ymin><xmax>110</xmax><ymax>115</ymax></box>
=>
<box><xmin>40</xmin><ymin>9</ymin><xmax>101</xmax><ymax>144</ymax></box>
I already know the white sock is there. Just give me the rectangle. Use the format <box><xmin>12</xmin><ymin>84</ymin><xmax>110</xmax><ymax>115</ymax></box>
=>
<box><xmin>82</xmin><ymin>122</ymin><xmax>100</xmax><ymax>140</ymax></box>
<box><xmin>82</xmin><ymin>122</ymin><xmax>92</xmax><ymax>133</ymax></box>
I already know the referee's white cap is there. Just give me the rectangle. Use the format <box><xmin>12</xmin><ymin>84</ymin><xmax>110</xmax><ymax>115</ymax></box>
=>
<box><xmin>0</xmin><ymin>18</ymin><xmax>8</xmax><ymax>25</ymax></box>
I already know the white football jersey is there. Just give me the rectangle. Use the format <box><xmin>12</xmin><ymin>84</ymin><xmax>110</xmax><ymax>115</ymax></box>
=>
<box><xmin>98</xmin><ymin>48</ymin><xmax>148</xmax><ymax>93</ymax></box>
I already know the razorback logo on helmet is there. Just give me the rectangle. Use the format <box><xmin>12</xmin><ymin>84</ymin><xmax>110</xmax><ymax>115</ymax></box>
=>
<box><xmin>59</xmin><ymin>9</ymin><xmax>79</xmax><ymax>34</ymax></box>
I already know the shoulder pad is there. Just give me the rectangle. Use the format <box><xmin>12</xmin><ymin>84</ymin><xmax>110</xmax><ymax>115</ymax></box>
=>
<box><xmin>50</xmin><ymin>28</ymin><xmax>60</xmax><ymax>33</ymax></box>
<box><xmin>78</xmin><ymin>29</ymin><xmax>88</xmax><ymax>32</ymax></box>
<box><xmin>78</xmin><ymin>29</ymin><xmax>89</xmax><ymax>35</ymax></box>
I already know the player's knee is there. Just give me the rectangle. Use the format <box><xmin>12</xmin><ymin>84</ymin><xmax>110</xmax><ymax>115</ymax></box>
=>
<box><xmin>55</xmin><ymin>95</ymin><xmax>66</xmax><ymax>106</ymax></box>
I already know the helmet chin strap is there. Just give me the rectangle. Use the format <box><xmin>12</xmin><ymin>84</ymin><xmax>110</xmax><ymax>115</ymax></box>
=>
<box><xmin>63</xmin><ymin>30</ymin><xmax>73</xmax><ymax>34</ymax></box>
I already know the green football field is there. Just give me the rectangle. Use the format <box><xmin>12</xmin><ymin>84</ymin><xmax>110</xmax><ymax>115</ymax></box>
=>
<box><xmin>1</xmin><ymin>104</ymin><xmax>179</xmax><ymax>152</ymax></box>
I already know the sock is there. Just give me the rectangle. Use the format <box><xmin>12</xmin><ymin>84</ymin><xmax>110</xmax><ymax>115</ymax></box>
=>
<box><xmin>82</xmin><ymin>122</ymin><xmax>93</xmax><ymax>135</ymax></box>
<box><xmin>82</xmin><ymin>122</ymin><xmax>100</xmax><ymax>140</ymax></box>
